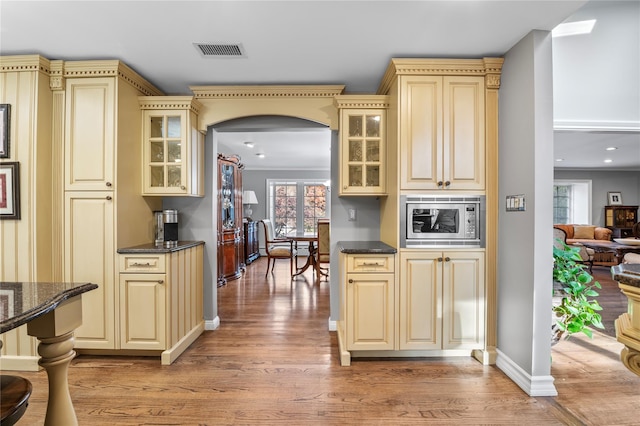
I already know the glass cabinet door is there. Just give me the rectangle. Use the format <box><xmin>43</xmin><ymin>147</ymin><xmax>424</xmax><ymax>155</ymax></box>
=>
<box><xmin>220</xmin><ymin>164</ymin><xmax>235</xmax><ymax>229</ymax></box>
<box><xmin>343</xmin><ymin>111</ymin><xmax>384</xmax><ymax>194</ymax></box>
<box><xmin>147</xmin><ymin>114</ymin><xmax>184</xmax><ymax>190</ymax></box>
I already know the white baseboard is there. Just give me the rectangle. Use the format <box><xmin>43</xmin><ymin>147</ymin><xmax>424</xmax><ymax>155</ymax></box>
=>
<box><xmin>496</xmin><ymin>349</ymin><xmax>557</xmax><ymax>396</ymax></box>
<box><xmin>328</xmin><ymin>318</ymin><xmax>337</xmax><ymax>331</ymax></box>
<box><xmin>205</xmin><ymin>316</ymin><xmax>220</xmax><ymax>330</ymax></box>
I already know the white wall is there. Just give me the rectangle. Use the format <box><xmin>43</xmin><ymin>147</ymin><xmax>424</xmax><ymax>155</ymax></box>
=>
<box><xmin>497</xmin><ymin>30</ymin><xmax>557</xmax><ymax>396</ymax></box>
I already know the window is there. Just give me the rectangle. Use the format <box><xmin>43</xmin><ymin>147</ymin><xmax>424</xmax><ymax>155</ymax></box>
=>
<box><xmin>267</xmin><ymin>179</ymin><xmax>329</xmax><ymax>237</ymax></box>
<box><xmin>553</xmin><ymin>180</ymin><xmax>591</xmax><ymax>224</ymax></box>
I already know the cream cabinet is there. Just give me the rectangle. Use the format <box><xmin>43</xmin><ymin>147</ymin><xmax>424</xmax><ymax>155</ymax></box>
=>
<box><xmin>140</xmin><ymin>97</ymin><xmax>204</xmax><ymax>197</ymax></box>
<box><xmin>65</xmin><ymin>191</ymin><xmax>116</xmax><ymax>349</ymax></box>
<box><xmin>399</xmin><ymin>250</ymin><xmax>485</xmax><ymax>351</ymax></box>
<box><xmin>118</xmin><ymin>242</ymin><xmax>204</xmax><ymax>364</ymax></box>
<box><xmin>335</xmin><ymin>96</ymin><xmax>389</xmax><ymax>196</ymax></box>
<box><xmin>399</xmin><ymin>76</ymin><xmax>485</xmax><ymax>191</ymax></box>
<box><xmin>62</xmin><ymin>63</ymin><xmax>163</xmax><ymax>350</ymax></box>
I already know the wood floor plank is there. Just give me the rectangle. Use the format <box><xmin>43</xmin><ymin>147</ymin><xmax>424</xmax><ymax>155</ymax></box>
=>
<box><xmin>11</xmin><ymin>260</ymin><xmax>640</xmax><ymax>425</ymax></box>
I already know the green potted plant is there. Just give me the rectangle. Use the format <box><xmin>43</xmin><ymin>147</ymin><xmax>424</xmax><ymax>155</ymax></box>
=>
<box><xmin>552</xmin><ymin>241</ymin><xmax>605</xmax><ymax>344</ymax></box>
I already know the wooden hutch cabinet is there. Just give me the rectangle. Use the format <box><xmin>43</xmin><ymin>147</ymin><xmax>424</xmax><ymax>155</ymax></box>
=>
<box><xmin>244</xmin><ymin>219</ymin><xmax>260</xmax><ymax>264</ymax></box>
<box><xmin>605</xmin><ymin>205</ymin><xmax>639</xmax><ymax>238</ymax></box>
<box><xmin>217</xmin><ymin>154</ymin><xmax>245</xmax><ymax>286</ymax></box>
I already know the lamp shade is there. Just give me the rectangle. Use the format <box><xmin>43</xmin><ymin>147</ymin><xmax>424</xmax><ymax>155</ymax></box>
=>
<box><xmin>243</xmin><ymin>190</ymin><xmax>258</xmax><ymax>205</ymax></box>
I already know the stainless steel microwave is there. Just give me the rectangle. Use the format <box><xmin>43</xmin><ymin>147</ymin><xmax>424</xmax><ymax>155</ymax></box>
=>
<box><xmin>400</xmin><ymin>195</ymin><xmax>485</xmax><ymax>248</ymax></box>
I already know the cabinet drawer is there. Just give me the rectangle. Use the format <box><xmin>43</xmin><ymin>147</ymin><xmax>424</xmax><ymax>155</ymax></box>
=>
<box><xmin>119</xmin><ymin>254</ymin><xmax>165</xmax><ymax>273</ymax></box>
<box><xmin>347</xmin><ymin>254</ymin><xmax>394</xmax><ymax>273</ymax></box>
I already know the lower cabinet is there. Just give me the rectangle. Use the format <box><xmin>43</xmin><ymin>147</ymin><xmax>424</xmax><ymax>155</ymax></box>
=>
<box><xmin>338</xmin><ymin>249</ymin><xmax>485</xmax><ymax>366</ymax></box>
<box><xmin>244</xmin><ymin>219</ymin><xmax>260</xmax><ymax>264</ymax></box>
<box><xmin>399</xmin><ymin>250</ymin><xmax>485</xmax><ymax>351</ymax></box>
<box><xmin>117</xmin><ymin>242</ymin><xmax>204</xmax><ymax>364</ymax></box>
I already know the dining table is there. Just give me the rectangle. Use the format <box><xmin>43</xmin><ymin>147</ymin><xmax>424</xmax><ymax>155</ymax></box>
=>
<box><xmin>288</xmin><ymin>234</ymin><xmax>327</xmax><ymax>279</ymax></box>
<box><xmin>0</xmin><ymin>281</ymin><xmax>98</xmax><ymax>426</ymax></box>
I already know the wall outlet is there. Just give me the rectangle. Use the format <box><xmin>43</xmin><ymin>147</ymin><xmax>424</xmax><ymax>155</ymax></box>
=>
<box><xmin>348</xmin><ymin>208</ymin><xmax>357</xmax><ymax>221</ymax></box>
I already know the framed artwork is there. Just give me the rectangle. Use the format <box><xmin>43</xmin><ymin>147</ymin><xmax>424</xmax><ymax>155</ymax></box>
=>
<box><xmin>608</xmin><ymin>191</ymin><xmax>623</xmax><ymax>206</ymax></box>
<box><xmin>0</xmin><ymin>282</ymin><xmax>23</xmax><ymax>322</ymax></box>
<box><xmin>0</xmin><ymin>104</ymin><xmax>9</xmax><ymax>158</ymax></box>
<box><xmin>0</xmin><ymin>162</ymin><xmax>20</xmax><ymax>220</ymax></box>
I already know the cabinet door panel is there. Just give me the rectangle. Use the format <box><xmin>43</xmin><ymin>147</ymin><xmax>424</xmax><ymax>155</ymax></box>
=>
<box><xmin>443</xmin><ymin>77</ymin><xmax>485</xmax><ymax>189</ymax></box>
<box><xmin>442</xmin><ymin>252</ymin><xmax>485</xmax><ymax>349</ymax></box>
<box><xmin>65</xmin><ymin>78</ymin><xmax>115</xmax><ymax>191</ymax></box>
<box><xmin>119</xmin><ymin>274</ymin><xmax>166</xmax><ymax>350</ymax></box>
<box><xmin>346</xmin><ymin>273</ymin><xmax>394</xmax><ymax>350</ymax></box>
<box><xmin>399</xmin><ymin>252</ymin><xmax>441</xmax><ymax>350</ymax></box>
<box><xmin>400</xmin><ymin>76</ymin><xmax>442</xmax><ymax>190</ymax></box>
<box><xmin>65</xmin><ymin>192</ymin><xmax>115</xmax><ymax>349</ymax></box>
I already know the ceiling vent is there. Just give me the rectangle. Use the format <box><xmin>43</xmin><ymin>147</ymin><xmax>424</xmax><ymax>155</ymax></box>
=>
<box><xmin>194</xmin><ymin>43</ymin><xmax>246</xmax><ymax>58</ymax></box>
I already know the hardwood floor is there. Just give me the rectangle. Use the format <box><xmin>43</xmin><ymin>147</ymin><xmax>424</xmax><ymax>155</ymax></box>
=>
<box><xmin>14</xmin><ymin>260</ymin><xmax>640</xmax><ymax>425</ymax></box>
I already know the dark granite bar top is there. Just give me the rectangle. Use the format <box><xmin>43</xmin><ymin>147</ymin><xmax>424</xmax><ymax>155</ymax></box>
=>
<box><xmin>117</xmin><ymin>240</ymin><xmax>205</xmax><ymax>254</ymax></box>
<box><xmin>612</xmin><ymin>264</ymin><xmax>640</xmax><ymax>288</ymax></box>
<box><xmin>0</xmin><ymin>282</ymin><xmax>98</xmax><ymax>334</ymax></box>
<box><xmin>337</xmin><ymin>241</ymin><xmax>397</xmax><ymax>254</ymax></box>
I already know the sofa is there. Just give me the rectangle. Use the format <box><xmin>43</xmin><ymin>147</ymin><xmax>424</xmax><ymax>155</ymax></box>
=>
<box><xmin>553</xmin><ymin>224</ymin><xmax>614</xmax><ymax>265</ymax></box>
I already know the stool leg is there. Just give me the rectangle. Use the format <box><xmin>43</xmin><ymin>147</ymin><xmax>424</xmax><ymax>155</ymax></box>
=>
<box><xmin>37</xmin><ymin>331</ymin><xmax>78</xmax><ymax>426</ymax></box>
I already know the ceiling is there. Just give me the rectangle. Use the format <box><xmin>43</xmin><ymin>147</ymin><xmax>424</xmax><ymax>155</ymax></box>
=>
<box><xmin>1</xmin><ymin>1</ymin><xmax>637</xmax><ymax>171</ymax></box>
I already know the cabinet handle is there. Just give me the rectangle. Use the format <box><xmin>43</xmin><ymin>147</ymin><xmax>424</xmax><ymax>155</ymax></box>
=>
<box><xmin>444</xmin><ymin>257</ymin><xmax>451</xmax><ymax>262</ymax></box>
<box><xmin>438</xmin><ymin>257</ymin><xmax>443</xmax><ymax>262</ymax></box>
<box><xmin>362</xmin><ymin>262</ymin><xmax>381</xmax><ymax>266</ymax></box>
<box><xmin>106</xmin><ymin>196</ymin><xmax>112</xmax><ymax>201</ymax></box>
<box><xmin>106</xmin><ymin>182</ymin><xmax>112</xmax><ymax>187</ymax></box>
<box><xmin>181</xmin><ymin>186</ymin><xmax>186</xmax><ymax>190</ymax></box>
<box><xmin>157</xmin><ymin>280</ymin><xmax>164</xmax><ymax>284</ymax></box>
<box><xmin>444</xmin><ymin>181</ymin><xmax>451</xmax><ymax>187</ymax></box>
<box><xmin>437</xmin><ymin>181</ymin><xmax>443</xmax><ymax>187</ymax></box>
<box><xmin>348</xmin><ymin>279</ymin><xmax>354</xmax><ymax>284</ymax></box>
<box><xmin>131</xmin><ymin>262</ymin><xmax>151</xmax><ymax>267</ymax></box>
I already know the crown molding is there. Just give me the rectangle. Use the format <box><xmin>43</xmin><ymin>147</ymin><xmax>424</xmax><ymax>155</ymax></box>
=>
<box><xmin>0</xmin><ymin>55</ymin><xmax>52</xmax><ymax>74</ymax></box>
<box><xmin>334</xmin><ymin>95</ymin><xmax>390</xmax><ymax>109</ymax></box>
<box><xmin>190</xmin><ymin>85</ymin><xmax>345</xmax><ymax>99</ymax></box>
<box><xmin>554</xmin><ymin>120</ymin><xmax>640</xmax><ymax>133</ymax></box>
<box><xmin>377</xmin><ymin>57</ymin><xmax>504</xmax><ymax>94</ymax></box>
<box><xmin>139</xmin><ymin>96</ymin><xmax>203</xmax><ymax>114</ymax></box>
<box><xmin>62</xmin><ymin>60</ymin><xmax>163</xmax><ymax>96</ymax></box>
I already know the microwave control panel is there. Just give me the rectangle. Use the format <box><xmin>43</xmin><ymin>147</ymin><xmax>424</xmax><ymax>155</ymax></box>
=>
<box><xmin>464</xmin><ymin>206</ymin><xmax>477</xmax><ymax>238</ymax></box>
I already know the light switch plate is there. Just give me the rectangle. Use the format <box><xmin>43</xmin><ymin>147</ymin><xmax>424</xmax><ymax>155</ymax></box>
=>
<box><xmin>348</xmin><ymin>208</ymin><xmax>357</xmax><ymax>221</ymax></box>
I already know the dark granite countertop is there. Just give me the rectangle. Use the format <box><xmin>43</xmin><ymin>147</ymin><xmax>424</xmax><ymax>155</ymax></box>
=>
<box><xmin>337</xmin><ymin>241</ymin><xmax>397</xmax><ymax>254</ymax></box>
<box><xmin>0</xmin><ymin>282</ymin><xmax>98</xmax><ymax>334</ymax></box>
<box><xmin>612</xmin><ymin>264</ymin><xmax>640</xmax><ymax>288</ymax></box>
<box><xmin>117</xmin><ymin>240</ymin><xmax>205</xmax><ymax>254</ymax></box>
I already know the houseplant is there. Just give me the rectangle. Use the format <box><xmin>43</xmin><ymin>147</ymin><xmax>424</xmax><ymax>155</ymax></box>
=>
<box><xmin>552</xmin><ymin>241</ymin><xmax>605</xmax><ymax>343</ymax></box>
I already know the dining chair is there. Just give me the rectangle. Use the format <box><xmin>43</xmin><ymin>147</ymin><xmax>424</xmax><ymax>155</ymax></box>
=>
<box><xmin>259</xmin><ymin>219</ymin><xmax>297</xmax><ymax>278</ymax></box>
<box><xmin>315</xmin><ymin>219</ymin><xmax>330</xmax><ymax>281</ymax></box>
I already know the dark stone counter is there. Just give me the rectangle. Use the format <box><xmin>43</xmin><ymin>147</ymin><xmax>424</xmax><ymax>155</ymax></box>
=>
<box><xmin>612</xmin><ymin>263</ymin><xmax>640</xmax><ymax>288</ymax></box>
<box><xmin>337</xmin><ymin>241</ymin><xmax>397</xmax><ymax>254</ymax></box>
<box><xmin>0</xmin><ymin>282</ymin><xmax>98</xmax><ymax>334</ymax></box>
<box><xmin>117</xmin><ymin>240</ymin><xmax>204</xmax><ymax>254</ymax></box>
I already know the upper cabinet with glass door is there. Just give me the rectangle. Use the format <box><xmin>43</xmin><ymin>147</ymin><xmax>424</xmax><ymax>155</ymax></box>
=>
<box><xmin>140</xmin><ymin>96</ymin><xmax>204</xmax><ymax>196</ymax></box>
<box><xmin>335</xmin><ymin>96</ymin><xmax>389</xmax><ymax>196</ymax></box>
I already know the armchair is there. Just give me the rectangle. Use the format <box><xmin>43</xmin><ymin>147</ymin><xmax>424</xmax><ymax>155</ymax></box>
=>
<box><xmin>554</xmin><ymin>227</ymin><xmax>594</xmax><ymax>272</ymax></box>
<box><xmin>259</xmin><ymin>219</ymin><xmax>297</xmax><ymax>278</ymax></box>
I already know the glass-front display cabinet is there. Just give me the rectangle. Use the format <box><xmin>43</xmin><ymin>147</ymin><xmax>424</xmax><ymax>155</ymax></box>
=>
<box><xmin>140</xmin><ymin>97</ymin><xmax>204</xmax><ymax>196</ymax></box>
<box><xmin>335</xmin><ymin>96</ymin><xmax>388</xmax><ymax>196</ymax></box>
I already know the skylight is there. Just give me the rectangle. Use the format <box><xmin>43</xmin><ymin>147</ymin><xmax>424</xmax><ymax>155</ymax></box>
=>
<box><xmin>552</xmin><ymin>19</ymin><xmax>596</xmax><ymax>38</ymax></box>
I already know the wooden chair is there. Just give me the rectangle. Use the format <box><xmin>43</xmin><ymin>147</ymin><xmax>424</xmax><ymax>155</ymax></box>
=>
<box><xmin>259</xmin><ymin>219</ymin><xmax>297</xmax><ymax>278</ymax></box>
<box><xmin>1</xmin><ymin>375</ymin><xmax>32</xmax><ymax>426</ymax></box>
<box><xmin>315</xmin><ymin>219</ymin><xmax>330</xmax><ymax>281</ymax></box>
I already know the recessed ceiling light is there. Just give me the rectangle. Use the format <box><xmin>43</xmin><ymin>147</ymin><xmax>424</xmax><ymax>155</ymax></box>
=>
<box><xmin>555</xmin><ymin>158</ymin><xmax>565</xmax><ymax>162</ymax></box>
<box><xmin>606</xmin><ymin>147</ymin><xmax>617</xmax><ymax>151</ymax></box>
<box><xmin>256</xmin><ymin>153</ymin><xmax>265</xmax><ymax>158</ymax></box>
<box><xmin>552</xmin><ymin>19</ymin><xmax>596</xmax><ymax>38</ymax></box>
<box><xmin>604</xmin><ymin>159</ymin><xmax>613</xmax><ymax>163</ymax></box>
<box><xmin>244</xmin><ymin>141</ymin><xmax>254</xmax><ymax>148</ymax></box>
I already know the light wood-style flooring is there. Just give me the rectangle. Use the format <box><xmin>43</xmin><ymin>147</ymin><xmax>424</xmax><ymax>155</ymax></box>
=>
<box><xmin>13</xmin><ymin>261</ymin><xmax>640</xmax><ymax>425</ymax></box>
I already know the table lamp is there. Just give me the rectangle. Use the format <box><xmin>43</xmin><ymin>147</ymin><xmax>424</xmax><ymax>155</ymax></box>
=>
<box><xmin>242</xmin><ymin>190</ymin><xmax>259</xmax><ymax>220</ymax></box>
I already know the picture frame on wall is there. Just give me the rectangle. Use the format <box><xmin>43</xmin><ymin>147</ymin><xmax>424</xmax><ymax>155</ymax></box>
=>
<box><xmin>0</xmin><ymin>162</ymin><xmax>21</xmax><ymax>220</ymax></box>
<box><xmin>0</xmin><ymin>104</ymin><xmax>10</xmax><ymax>158</ymax></box>
<box><xmin>608</xmin><ymin>191</ymin><xmax>623</xmax><ymax>206</ymax></box>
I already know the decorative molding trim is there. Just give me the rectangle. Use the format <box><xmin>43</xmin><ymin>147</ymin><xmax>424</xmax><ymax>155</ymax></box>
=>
<box><xmin>334</xmin><ymin>95</ymin><xmax>390</xmax><ymax>109</ymax></box>
<box><xmin>62</xmin><ymin>60</ymin><xmax>163</xmax><ymax>96</ymax></box>
<box><xmin>138</xmin><ymin>96</ymin><xmax>203</xmax><ymax>114</ymax></box>
<box><xmin>49</xmin><ymin>60</ymin><xmax>65</xmax><ymax>91</ymax></box>
<box><xmin>554</xmin><ymin>120</ymin><xmax>640</xmax><ymax>133</ymax></box>
<box><xmin>485</xmin><ymin>74</ymin><xmax>502</xmax><ymax>90</ymax></box>
<box><xmin>377</xmin><ymin>57</ymin><xmax>504</xmax><ymax>95</ymax></box>
<box><xmin>496</xmin><ymin>349</ymin><xmax>558</xmax><ymax>396</ymax></box>
<box><xmin>328</xmin><ymin>318</ymin><xmax>337</xmax><ymax>332</ymax></box>
<box><xmin>0</xmin><ymin>55</ymin><xmax>51</xmax><ymax>75</ymax></box>
<box><xmin>205</xmin><ymin>316</ymin><xmax>220</xmax><ymax>331</ymax></box>
<box><xmin>190</xmin><ymin>85</ymin><xmax>345</xmax><ymax>99</ymax></box>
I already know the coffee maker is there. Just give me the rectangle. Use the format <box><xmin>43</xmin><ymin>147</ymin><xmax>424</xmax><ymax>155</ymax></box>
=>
<box><xmin>154</xmin><ymin>209</ymin><xmax>179</xmax><ymax>247</ymax></box>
